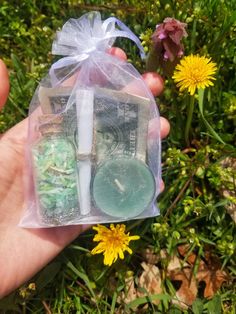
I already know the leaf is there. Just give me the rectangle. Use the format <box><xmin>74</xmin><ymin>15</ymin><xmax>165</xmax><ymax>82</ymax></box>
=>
<box><xmin>198</xmin><ymin>89</ymin><xmax>225</xmax><ymax>144</ymax></box>
<box><xmin>169</xmin><ymin>268</ymin><xmax>198</xmax><ymax>309</ymax></box>
<box><xmin>206</xmin><ymin>295</ymin><xmax>221</xmax><ymax>314</ymax></box>
<box><xmin>177</xmin><ymin>244</ymin><xmax>197</xmax><ymax>265</ymax></box>
<box><xmin>11</xmin><ymin>53</ymin><xmax>26</xmax><ymax>75</ymax></box>
<box><xmin>0</xmin><ymin>292</ymin><xmax>21</xmax><ymax>311</ymax></box>
<box><xmin>168</xmin><ymin>307</ymin><xmax>183</xmax><ymax>314</ymax></box>
<box><xmin>66</xmin><ymin>261</ymin><xmax>96</xmax><ymax>299</ymax></box>
<box><xmin>141</xmin><ymin>247</ymin><xmax>159</xmax><ymax>264</ymax></box>
<box><xmin>126</xmin><ymin>293</ymin><xmax>171</xmax><ymax>309</ymax></box>
<box><xmin>35</xmin><ymin>262</ymin><xmax>61</xmax><ymax>291</ymax></box>
<box><xmin>117</xmin><ymin>262</ymin><xmax>163</xmax><ymax>309</ymax></box>
<box><xmin>196</xmin><ymin>256</ymin><xmax>229</xmax><ymax>299</ymax></box>
<box><xmin>137</xmin><ymin>262</ymin><xmax>162</xmax><ymax>305</ymax></box>
<box><xmin>177</xmin><ymin>246</ymin><xmax>229</xmax><ymax>299</ymax></box>
<box><xmin>69</xmin><ymin>244</ymin><xmax>90</xmax><ymax>253</ymax></box>
<box><xmin>167</xmin><ymin>255</ymin><xmax>187</xmax><ymax>272</ymax></box>
<box><xmin>192</xmin><ymin>298</ymin><xmax>204</xmax><ymax>314</ymax></box>
<box><xmin>110</xmin><ymin>291</ymin><xmax>118</xmax><ymax>314</ymax></box>
<box><xmin>220</xmin><ymin>157</ymin><xmax>236</xmax><ymax>223</ymax></box>
<box><xmin>117</xmin><ymin>274</ymin><xmax>137</xmax><ymax>305</ymax></box>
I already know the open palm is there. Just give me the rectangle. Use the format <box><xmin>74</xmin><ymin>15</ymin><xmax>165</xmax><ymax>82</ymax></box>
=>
<box><xmin>0</xmin><ymin>108</ymin><xmax>86</xmax><ymax>297</ymax></box>
<box><xmin>0</xmin><ymin>55</ymin><xmax>170</xmax><ymax>298</ymax></box>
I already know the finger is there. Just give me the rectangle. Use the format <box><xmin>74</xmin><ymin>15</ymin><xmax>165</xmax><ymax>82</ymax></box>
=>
<box><xmin>2</xmin><ymin>117</ymin><xmax>28</xmax><ymax>143</ymax></box>
<box><xmin>160</xmin><ymin>116</ymin><xmax>170</xmax><ymax>139</ymax></box>
<box><xmin>159</xmin><ymin>179</ymin><xmax>165</xmax><ymax>193</ymax></box>
<box><xmin>61</xmin><ymin>47</ymin><xmax>128</xmax><ymax>87</ymax></box>
<box><xmin>122</xmin><ymin>72</ymin><xmax>164</xmax><ymax>98</ymax></box>
<box><xmin>107</xmin><ymin>47</ymin><xmax>127</xmax><ymax>61</ymax></box>
<box><xmin>148</xmin><ymin>116</ymin><xmax>170</xmax><ymax>140</ymax></box>
<box><xmin>107</xmin><ymin>51</ymin><xmax>165</xmax><ymax>99</ymax></box>
<box><xmin>0</xmin><ymin>60</ymin><xmax>10</xmax><ymax>110</ymax></box>
<box><xmin>142</xmin><ymin>72</ymin><xmax>164</xmax><ymax>96</ymax></box>
<box><xmin>61</xmin><ymin>72</ymin><xmax>79</xmax><ymax>87</ymax></box>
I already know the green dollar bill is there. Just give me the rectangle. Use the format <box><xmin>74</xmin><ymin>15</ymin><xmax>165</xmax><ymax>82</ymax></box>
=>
<box><xmin>94</xmin><ymin>88</ymin><xmax>150</xmax><ymax>163</ymax></box>
<box><xmin>38</xmin><ymin>86</ymin><xmax>73</xmax><ymax>114</ymax></box>
<box><xmin>38</xmin><ymin>86</ymin><xmax>77</xmax><ymax>142</ymax></box>
<box><xmin>38</xmin><ymin>86</ymin><xmax>150</xmax><ymax>162</ymax></box>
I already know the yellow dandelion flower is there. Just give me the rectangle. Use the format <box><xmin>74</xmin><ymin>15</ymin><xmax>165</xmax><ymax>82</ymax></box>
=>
<box><xmin>172</xmin><ymin>54</ymin><xmax>217</xmax><ymax>95</ymax></box>
<box><xmin>91</xmin><ymin>224</ymin><xmax>140</xmax><ymax>266</ymax></box>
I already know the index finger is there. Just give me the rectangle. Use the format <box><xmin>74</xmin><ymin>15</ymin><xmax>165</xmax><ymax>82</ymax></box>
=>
<box><xmin>0</xmin><ymin>60</ymin><xmax>10</xmax><ymax>111</ymax></box>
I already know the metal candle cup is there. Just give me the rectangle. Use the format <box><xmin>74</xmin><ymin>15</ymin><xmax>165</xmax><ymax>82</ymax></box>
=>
<box><xmin>92</xmin><ymin>157</ymin><xmax>155</xmax><ymax>218</ymax></box>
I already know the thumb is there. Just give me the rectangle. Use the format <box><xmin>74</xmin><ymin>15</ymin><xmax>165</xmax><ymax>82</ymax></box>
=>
<box><xmin>0</xmin><ymin>59</ymin><xmax>10</xmax><ymax>110</ymax></box>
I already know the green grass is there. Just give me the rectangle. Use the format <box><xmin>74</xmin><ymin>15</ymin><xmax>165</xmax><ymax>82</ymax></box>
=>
<box><xmin>0</xmin><ymin>0</ymin><xmax>236</xmax><ymax>313</ymax></box>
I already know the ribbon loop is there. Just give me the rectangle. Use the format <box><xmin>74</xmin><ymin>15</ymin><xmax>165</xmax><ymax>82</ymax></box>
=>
<box><xmin>49</xmin><ymin>12</ymin><xmax>145</xmax><ymax>85</ymax></box>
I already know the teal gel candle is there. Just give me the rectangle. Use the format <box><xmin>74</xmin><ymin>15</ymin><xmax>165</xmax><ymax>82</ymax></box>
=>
<box><xmin>92</xmin><ymin>157</ymin><xmax>155</xmax><ymax>218</ymax></box>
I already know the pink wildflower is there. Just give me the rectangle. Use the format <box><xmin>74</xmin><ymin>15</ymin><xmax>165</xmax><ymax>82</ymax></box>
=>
<box><xmin>152</xmin><ymin>18</ymin><xmax>188</xmax><ymax>62</ymax></box>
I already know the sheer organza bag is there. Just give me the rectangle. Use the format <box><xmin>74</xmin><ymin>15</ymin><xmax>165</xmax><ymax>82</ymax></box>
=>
<box><xmin>20</xmin><ymin>11</ymin><xmax>161</xmax><ymax>227</ymax></box>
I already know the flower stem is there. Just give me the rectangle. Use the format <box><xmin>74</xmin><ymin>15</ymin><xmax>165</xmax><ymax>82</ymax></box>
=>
<box><xmin>185</xmin><ymin>96</ymin><xmax>195</xmax><ymax>146</ymax></box>
<box><xmin>198</xmin><ymin>89</ymin><xmax>225</xmax><ymax>144</ymax></box>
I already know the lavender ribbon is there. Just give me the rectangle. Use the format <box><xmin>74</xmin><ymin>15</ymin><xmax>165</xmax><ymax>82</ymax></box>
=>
<box><xmin>49</xmin><ymin>12</ymin><xmax>145</xmax><ymax>85</ymax></box>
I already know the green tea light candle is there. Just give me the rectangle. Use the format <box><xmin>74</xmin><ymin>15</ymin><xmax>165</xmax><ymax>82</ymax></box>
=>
<box><xmin>92</xmin><ymin>157</ymin><xmax>155</xmax><ymax>218</ymax></box>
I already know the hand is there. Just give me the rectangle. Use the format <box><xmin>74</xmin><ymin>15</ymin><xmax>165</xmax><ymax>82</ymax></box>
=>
<box><xmin>0</xmin><ymin>50</ymin><xmax>170</xmax><ymax>298</ymax></box>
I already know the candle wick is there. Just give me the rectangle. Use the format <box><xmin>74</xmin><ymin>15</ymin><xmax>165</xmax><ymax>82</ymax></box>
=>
<box><xmin>114</xmin><ymin>179</ymin><xmax>125</xmax><ymax>193</ymax></box>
